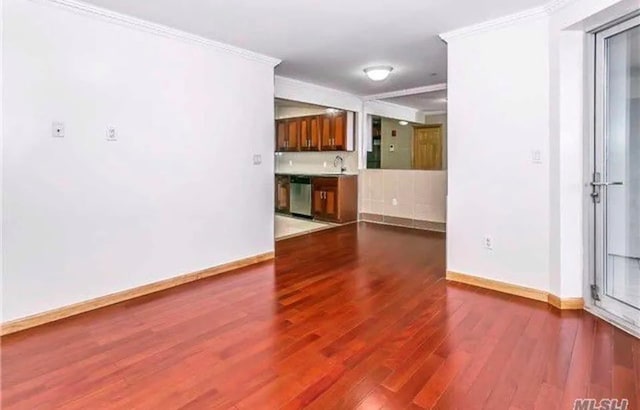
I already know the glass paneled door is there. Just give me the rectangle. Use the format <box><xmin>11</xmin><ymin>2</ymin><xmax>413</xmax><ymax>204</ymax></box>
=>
<box><xmin>593</xmin><ymin>16</ymin><xmax>640</xmax><ymax>333</ymax></box>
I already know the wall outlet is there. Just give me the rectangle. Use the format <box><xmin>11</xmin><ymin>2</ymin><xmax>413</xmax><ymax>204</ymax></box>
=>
<box><xmin>392</xmin><ymin>198</ymin><xmax>398</xmax><ymax>206</ymax></box>
<box><xmin>483</xmin><ymin>235</ymin><xmax>493</xmax><ymax>250</ymax></box>
<box><xmin>252</xmin><ymin>154</ymin><xmax>262</xmax><ymax>165</ymax></box>
<box><xmin>106</xmin><ymin>126</ymin><xmax>117</xmax><ymax>141</ymax></box>
<box><xmin>52</xmin><ymin>122</ymin><xmax>65</xmax><ymax>138</ymax></box>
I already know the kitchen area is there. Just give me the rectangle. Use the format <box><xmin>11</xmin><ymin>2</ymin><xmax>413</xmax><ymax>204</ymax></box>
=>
<box><xmin>274</xmin><ymin>99</ymin><xmax>359</xmax><ymax>240</ymax></box>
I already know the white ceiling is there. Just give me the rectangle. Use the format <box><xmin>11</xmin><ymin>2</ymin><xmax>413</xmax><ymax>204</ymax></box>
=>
<box><xmin>80</xmin><ymin>0</ymin><xmax>548</xmax><ymax>95</ymax></box>
<box><xmin>384</xmin><ymin>90</ymin><xmax>448</xmax><ymax>112</ymax></box>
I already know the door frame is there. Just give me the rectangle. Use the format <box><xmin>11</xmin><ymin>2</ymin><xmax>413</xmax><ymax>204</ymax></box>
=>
<box><xmin>585</xmin><ymin>15</ymin><xmax>640</xmax><ymax>337</ymax></box>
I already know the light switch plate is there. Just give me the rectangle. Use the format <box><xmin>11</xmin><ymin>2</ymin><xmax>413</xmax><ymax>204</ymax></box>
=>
<box><xmin>106</xmin><ymin>126</ymin><xmax>117</xmax><ymax>142</ymax></box>
<box><xmin>531</xmin><ymin>149</ymin><xmax>542</xmax><ymax>164</ymax></box>
<box><xmin>253</xmin><ymin>154</ymin><xmax>262</xmax><ymax>165</ymax></box>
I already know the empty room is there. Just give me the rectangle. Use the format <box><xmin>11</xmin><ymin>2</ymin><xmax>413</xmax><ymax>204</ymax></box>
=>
<box><xmin>1</xmin><ymin>0</ymin><xmax>639</xmax><ymax>408</ymax></box>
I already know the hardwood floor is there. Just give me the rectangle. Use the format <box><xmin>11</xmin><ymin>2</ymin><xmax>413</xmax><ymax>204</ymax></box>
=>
<box><xmin>2</xmin><ymin>222</ymin><xmax>639</xmax><ymax>409</ymax></box>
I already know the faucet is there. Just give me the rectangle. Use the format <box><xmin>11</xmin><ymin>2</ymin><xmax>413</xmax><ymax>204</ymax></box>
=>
<box><xmin>334</xmin><ymin>155</ymin><xmax>347</xmax><ymax>174</ymax></box>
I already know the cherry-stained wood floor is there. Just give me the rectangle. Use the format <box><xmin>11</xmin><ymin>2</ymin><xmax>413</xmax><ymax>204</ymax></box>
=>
<box><xmin>2</xmin><ymin>222</ymin><xmax>639</xmax><ymax>409</ymax></box>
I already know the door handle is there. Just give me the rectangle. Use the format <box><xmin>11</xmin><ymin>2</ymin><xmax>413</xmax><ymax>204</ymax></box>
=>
<box><xmin>591</xmin><ymin>181</ymin><xmax>624</xmax><ymax>186</ymax></box>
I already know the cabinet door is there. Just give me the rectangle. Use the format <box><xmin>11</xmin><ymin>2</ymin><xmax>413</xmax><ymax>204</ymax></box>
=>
<box><xmin>332</xmin><ymin>113</ymin><xmax>346</xmax><ymax>150</ymax></box>
<box><xmin>320</xmin><ymin>115</ymin><xmax>333</xmax><ymax>150</ymax></box>
<box><xmin>276</xmin><ymin>121</ymin><xmax>287</xmax><ymax>152</ymax></box>
<box><xmin>312</xmin><ymin>188</ymin><xmax>325</xmax><ymax>217</ymax></box>
<box><xmin>299</xmin><ymin>117</ymin><xmax>310</xmax><ymax>150</ymax></box>
<box><xmin>275</xmin><ymin>176</ymin><xmax>290</xmax><ymax>213</ymax></box>
<box><xmin>286</xmin><ymin>119</ymin><xmax>300</xmax><ymax>151</ymax></box>
<box><xmin>324</xmin><ymin>188</ymin><xmax>339</xmax><ymax>220</ymax></box>
<box><xmin>308</xmin><ymin>116</ymin><xmax>320</xmax><ymax>151</ymax></box>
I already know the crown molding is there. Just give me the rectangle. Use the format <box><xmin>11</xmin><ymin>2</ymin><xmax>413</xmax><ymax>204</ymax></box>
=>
<box><xmin>275</xmin><ymin>76</ymin><xmax>361</xmax><ymax>100</ymax></box>
<box><xmin>439</xmin><ymin>0</ymin><xmax>577</xmax><ymax>42</ymax></box>
<box><xmin>36</xmin><ymin>0</ymin><xmax>281</xmax><ymax>67</ymax></box>
<box><xmin>362</xmin><ymin>83</ymin><xmax>447</xmax><ymax>101</ymax></box>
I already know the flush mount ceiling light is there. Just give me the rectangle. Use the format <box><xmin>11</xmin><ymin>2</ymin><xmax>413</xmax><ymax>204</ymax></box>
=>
<box><xmin>398</xmin><ymin>120</ymin><xmax>409</xmax><ymax>126</ymax></box>
<box><xmin>364</xmin><ymin>66</ymin><xmax>393</xmax><ymax>81</ymax></box>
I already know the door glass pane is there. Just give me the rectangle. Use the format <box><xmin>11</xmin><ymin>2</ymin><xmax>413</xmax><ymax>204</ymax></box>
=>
<box><xmin>604</xmin><ymin>24</ymin><xmax>640</xmax><ymax>308</ymax></box>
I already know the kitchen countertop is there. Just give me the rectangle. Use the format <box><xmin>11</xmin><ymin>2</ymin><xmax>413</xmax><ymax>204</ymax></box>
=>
<box><xmin>275</xmin><ymin>172</ymin><xmax>358</xmax><ymax>177</ymax></box>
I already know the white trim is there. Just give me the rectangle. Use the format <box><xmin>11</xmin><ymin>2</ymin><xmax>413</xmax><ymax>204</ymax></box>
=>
<box><xmin>364</xmin><ymin>100</ymin><xmax>425</xmax><ymax>124</ymax></box>
<box><xmin>423</xmin><ymin>110</ymin><xmax>447</xmax><ymax>116</ymax></box>
<box><xmin>33</xmin><ymin>0</ymin><xmax>281</xmax><ymax>66</ymax></box>
<box><xmin>274</xmin><ymin>76</ymin><xmax>363</xmax><ymax>112</ymax></box>
<box><xmin>439</xmin><ymin>0</ymin><xmax>577</xmax><ymax>42</ymax></box>
<box><xmin>363</xmin><ymin>83</ymin><xmax>447</xmax><ymax>101</ymax></box>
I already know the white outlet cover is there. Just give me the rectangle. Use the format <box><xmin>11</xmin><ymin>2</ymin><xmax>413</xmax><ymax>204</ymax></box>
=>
<box><xmin>52</xmin><ymin>122</ymin><xmax>65</xmax><ymax>138</ymax></box>
<box><xmin>253</xmin><ymin>154</ymin><xmax>262</xmax><ymax>165</ymax></box>
<box><xmin>483</xmin><ymin>236</ymin><xmax>493</xmax><ymax>250</ymax></box>
<box><xmin>392</xmin><ymin>198</ymin><xmax>398</xmax><ymax>206</ymax></box>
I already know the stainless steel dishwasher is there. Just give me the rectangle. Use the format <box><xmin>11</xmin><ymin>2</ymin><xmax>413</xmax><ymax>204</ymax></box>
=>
<box><xmin>289</xmin><ymin>175</ymin><xmax>312</xmax><ymax>217</ymax></box>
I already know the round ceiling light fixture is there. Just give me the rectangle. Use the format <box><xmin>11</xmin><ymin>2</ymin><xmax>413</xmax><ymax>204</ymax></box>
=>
<box><xmin>364</xmin><ymin>66</ymin><xmax>393</xmax><ymax>81</ymax></box>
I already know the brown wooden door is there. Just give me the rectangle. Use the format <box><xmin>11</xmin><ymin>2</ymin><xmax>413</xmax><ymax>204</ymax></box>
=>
<box><xmin>309</xmin><ymin>116</ymin><xmax>320</xmax><ymax>150</ymax></box>
<box><xmin>312</xmin><ymin>187</ymin><xmax>325</xmax><ymax>218</ymax></box>
<box><xmin>312</xmin><ymin>178</ymin><xmax>339</xmax><ymax>221</ymax></box>
<box><xmin>276</xmin><ymin>120</ymin><xmax>287</xmax><ymax>152</ymax></box>
<box><xmin>275</xmin><ymin>176</ymin><xmax>290</xmax><ymax>213</ymax></box>
<box><xmin>286</xmin><ymin>119</ymin><xmax>300</xmax><ymax>151</ymax></box>
<box><xmin>323</xmin><ymin>188</ymin><xmax>338</xmax><ymax>220</ymax></box>
<box><xmin>413</xmin><ymin>126</ymin><xmax>443</xmax><ymax>170</ymax></box>
<box><xmin>320</xmin><ymin>115</ymin><xmax>333</xmax><ymax>150</ymax></box>
<box><xmin>332</xmin><ymin>113</ymin><xmax>346</xmax><ymax>150</ymax></box>
<box><xmin>299</xmin><ymin>117</ymin><xmax>310</xmax><ymax>150</ymax></box>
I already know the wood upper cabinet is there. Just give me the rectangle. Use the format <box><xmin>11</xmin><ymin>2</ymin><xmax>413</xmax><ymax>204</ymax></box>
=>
<box><xmin>311</xmin><ymin>176</ymin><xmax>357</xmax><ymax>223</ymax></box>
<box><xmin>300</xmin><ymin>116</ymin><xmax>320</xmax><ymax>151</ymax></box>
<box><xmin>332</xmin><ymin>113</ymin><xmax>346</xmax><ymax>150</ymax></box>
<box><xmin>320</xmin><ymin>112</ymin><xmax>347</xmax><ymax>151</ymax></box>
<box><xmin>276</xmin><ymin>120</ymin><xmax>287</xmax><ymax>152</ymax></box>
<box><xmin>276</xmin><ymin>111</ymin><xmax>352</xmax><ymax>152</ymax></box>
<box><xmin>275</xmin><ymin>119</ymin><xmax>300</xmax><ymax>151</ymax></box>
<box><xmin>285</xmin><ymin>119</ymin><xmax>300</xmax><ymax>151</ymax></box>
<box><xmin>275</xmin><ymin>175</ymin><xmax>290</xmax><ymax>213</ymax></box>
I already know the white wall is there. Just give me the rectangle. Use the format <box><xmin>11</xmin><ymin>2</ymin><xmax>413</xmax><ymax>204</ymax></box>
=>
<box><xmin>443</xmin><ymin>0</ymin><xmax>637</xmax><ymax>298</ymax></box>
<box><xmin>445</xmin><ymin>16</ymin><xmax>551</xmax><ymax>291</ymax></box>
<box><xmin>2</xmin><ymin>0</ymin><xmax>278</xmax><ymax>321</ymax></box>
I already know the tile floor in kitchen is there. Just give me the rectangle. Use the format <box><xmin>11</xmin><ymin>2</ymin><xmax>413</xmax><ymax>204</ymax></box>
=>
<box><xmin>275</xmin><ymin>214</ymin><xmax>333</xmax><ymax>240</ymax></box>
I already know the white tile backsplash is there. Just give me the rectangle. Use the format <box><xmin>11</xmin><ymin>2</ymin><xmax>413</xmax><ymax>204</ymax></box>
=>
<box><xmin>275</xmin><ymin>151</ymin><xmax>358</xmax><ymax>175</ymax></box>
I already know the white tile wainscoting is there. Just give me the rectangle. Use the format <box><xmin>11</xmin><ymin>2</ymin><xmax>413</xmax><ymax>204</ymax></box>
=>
<box><xmin>359</xmin><ymin>169</ymin><xmax>447</xmax><ymax>231</ymax></box>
